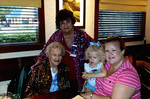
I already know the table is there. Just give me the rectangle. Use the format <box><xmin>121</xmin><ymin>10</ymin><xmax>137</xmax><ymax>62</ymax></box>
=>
<box><xmin>23</xmin><ymin>88</ymin><xmax>79</xmax><ymax>99</ymax></box>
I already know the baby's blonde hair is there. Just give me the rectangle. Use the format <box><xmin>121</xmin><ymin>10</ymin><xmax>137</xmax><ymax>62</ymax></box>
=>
<box><xmin>85</xmin><ymin>45</ymin><xmax>105</xmax><ymax>63</ymax></box>
<box><xmin>45</xmin><ymin>42</ymin><xmax>65</xmax><ymax>57</ymax></box>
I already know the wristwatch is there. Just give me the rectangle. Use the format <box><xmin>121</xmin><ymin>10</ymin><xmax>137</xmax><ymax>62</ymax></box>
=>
<box><xmin>90</xmin><ymin>93</ymin><xmax>93</xmax><ymax>99</ymax></box>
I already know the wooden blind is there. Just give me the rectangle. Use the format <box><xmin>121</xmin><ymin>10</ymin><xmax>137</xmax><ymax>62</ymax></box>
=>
<box><xmin>99</xmin><ymin>0</ymin><xmax>148</xmax><ymax>12</ymax></box>
<box><xmin>0</xmin><ymin>0</ymin><xmax>41</xmax><ymax>8</ymax></box>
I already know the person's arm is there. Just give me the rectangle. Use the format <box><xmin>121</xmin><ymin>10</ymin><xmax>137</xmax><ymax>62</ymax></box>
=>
<box><xmin>34</xmin><ymin>59</ymin><xmax>42</xmax><ymax>66</ymax></box>
<box><xmin>81</xmin><ymin>91</ymin><xmax>110</xmax><ymax>99</ymax></box>
<box><xmin>80</xmin><ymin>82</ymin><xmax>135</xmax><ymax>99</ymax></box>
<box><xmin>82</xmin><ymin>63</ymin><xmax>88</xmax><ymax>80</ymax></box>
<box><xmin>111</xmin><ymin>83</ymin><xmax>135</xmax><ymax>99</ymax></box>
<box><xmin>82</xmin><ymin>70</ymin><xmax>87</xmax><ymax>80</ymax></box>
<box><xmin>83</xmin><ymin>64</ymin><xmax>107</xmax><ymax>79</ymax></box>
<box><xmin>30</xmin><ymin>59</ymin><xmax>41</xmax><ymax>70</ymax></box>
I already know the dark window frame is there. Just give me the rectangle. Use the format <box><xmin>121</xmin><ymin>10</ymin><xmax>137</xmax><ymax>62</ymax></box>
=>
<box><xmin>94</xmin><ymin>0</ymin><xmax>146</xmax><ymax>43</ymax></box>
<box><xmin>0</xmin><ymin>0</ymin><xmax>45</xmax><ymax>53</ymax></box>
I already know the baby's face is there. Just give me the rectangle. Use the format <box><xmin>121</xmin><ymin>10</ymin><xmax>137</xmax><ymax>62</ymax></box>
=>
<box><xmin>88</xmin><ymin>51</ymin><xmax>100</xmax><ymax>66</ymax></box>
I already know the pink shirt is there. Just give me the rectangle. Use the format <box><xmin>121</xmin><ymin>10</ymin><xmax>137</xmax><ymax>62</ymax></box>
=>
<box><xmin>94</xmin><ymin>58</ymin><xmax>141</xmax><ymax>99</ymax></box>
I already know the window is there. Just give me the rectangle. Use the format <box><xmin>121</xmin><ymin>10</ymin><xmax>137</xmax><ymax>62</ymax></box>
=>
<box><xmin>98</xmin><ymin>10</ymin><xmax>145</xmax><ymax>40</ymax></box>
<box><xmin>94</xmin><ymin>0</ymin><xmax>146</xmax><ymax>42</ymax></box>
<box><xmin>0</xmin><ymin>1</ymin><xmax>45</xmax><ymax>53</ymax></box>
<box><xmin>0</xmin><ymin>6</ymin><xmax>39</xmax><ymax>45</ymax></box>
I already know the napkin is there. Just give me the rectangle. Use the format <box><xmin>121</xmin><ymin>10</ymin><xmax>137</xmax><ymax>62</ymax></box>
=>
<box><xmin>72</xmin><ymin>95</ymin><xmax>84</xmax><ymax>99</ymax></box>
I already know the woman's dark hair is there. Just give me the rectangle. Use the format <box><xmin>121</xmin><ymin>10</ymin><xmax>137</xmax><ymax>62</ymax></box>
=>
<box><xmin>56</xmin><ymin>9</ymin><xmax>76</xmax><ymax>28</ymax></box>
<box><xmin>105</xmin><ymin>36</ymin><xmax>127</xmax><ymax>56</ymax></box>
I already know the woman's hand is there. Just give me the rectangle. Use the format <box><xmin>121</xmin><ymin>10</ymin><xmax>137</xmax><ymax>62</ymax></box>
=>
<box><xmin>80</xmin><ymin>91</ymin><xmax>92</xmax><ymax>99</ymax></box>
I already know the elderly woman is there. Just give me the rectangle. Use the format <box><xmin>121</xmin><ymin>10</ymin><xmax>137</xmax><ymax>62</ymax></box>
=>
<box><xmin>81</xmin><ymin>36</ymin><xmax>141</xmax><ymax>99</ymax></box>
<box><xmin>23</xmin><ymin>42</ymin><xmax>70</xmax><ymax>98</ymax></box>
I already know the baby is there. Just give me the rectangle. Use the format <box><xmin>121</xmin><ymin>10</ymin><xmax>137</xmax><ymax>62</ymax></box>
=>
<box><xmin>82</xmin><ymin>41</ymin><xmax>107</xmax><ymax>92</ymax></box>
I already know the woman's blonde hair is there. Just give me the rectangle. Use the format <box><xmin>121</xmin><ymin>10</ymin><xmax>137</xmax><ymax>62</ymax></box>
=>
<box><xmin>85</xmin><ymin>45</ymin><xmax>105</xmax><ymax>63</ymax></box>
<box><xmin>45</xmin><ymin>42</ymin><xmax>65</xmax><ymax>57</ymax></box>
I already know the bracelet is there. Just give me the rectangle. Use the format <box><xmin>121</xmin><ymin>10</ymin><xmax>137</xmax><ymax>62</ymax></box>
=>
<box><xmin>28</xmin><ymin>64</ymin><xmax>36</xmax><ymax>75</ymax></box>
<box><xmin>32</xmin><ymin>64</ymin><xmax>36</xmax><ymax>68</ymax></box>
<box><xmin>90</xmin><ymin>93</ymin><xmax>93</xmax><ymax>99</ymax></box>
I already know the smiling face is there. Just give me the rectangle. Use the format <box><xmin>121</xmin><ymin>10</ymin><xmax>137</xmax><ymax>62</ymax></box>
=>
<box><xmin>48</xmin><ymin>48</ymin><xmax>63</xmax><ymax>67</ymax></box>
<box><xmin>105</xmin><ymin>41</ymin><xmax>125</xmax><ymax>66</ymax></box>
<box><xmin>89</xmin><ymin>51</ymin><xmax>101</xmax><ymax>67</ymax></box>
<box><xmin>60</xmin><ymin>18</ymin><xmax>74</xmax><ymax>34</ymax></box>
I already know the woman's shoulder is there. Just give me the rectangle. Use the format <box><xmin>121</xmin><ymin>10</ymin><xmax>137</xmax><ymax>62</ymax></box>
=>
<box><xmin>52</xmin><ymin>29</ymin><xmax>62</xmax><ymax>35</ymax></box>
<box><xmin>74</xmin><ymin>28</ymin><xmax>90</xmax><ymax>36</ymax></box>
<box><xmin>120</xmin><ymin>58</ymin><xmax>136</xmax><ymax>72</ymax></box>
<box><xmin>116</xmin><ymin>59</ymin><xmax>140</xmax><ymax>80</ymax></box>
<box><xmin>74</xmin><ymin>28</ymin><xmax>85</xmax><ymax>33</ymax></box>
<box><xmin>47</xmin><ymin>29</ymin><xmax>62</xmax><ymax>42</ymax></box>
<box><xmin>116</xmin><ymin>60</ymin><xmax>141</xmax><ymax>89</ymax></box>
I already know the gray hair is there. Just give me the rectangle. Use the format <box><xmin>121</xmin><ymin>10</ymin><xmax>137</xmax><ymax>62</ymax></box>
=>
<box><xmin>45</xmin><ymin>42</ymin><xmax>65</xmax><ymax>57</ymax></box>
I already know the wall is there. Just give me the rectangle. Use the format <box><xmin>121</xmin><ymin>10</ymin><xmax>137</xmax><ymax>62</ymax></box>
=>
<box><xmin>145</xmin><ymin>0</ymin><xmax>150</xmax><ymax>44</ymax></box>
<box><xmin>44</xmin><ymin>0</ymin><xmax>95</xmax><ymax>41</ymax></box>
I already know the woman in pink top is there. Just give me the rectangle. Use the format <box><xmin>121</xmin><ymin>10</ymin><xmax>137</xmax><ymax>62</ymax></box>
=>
<box><xmin>81</xmin><ymin>36</ymin><xmax>141</xmax><ymax>99</ymax></box>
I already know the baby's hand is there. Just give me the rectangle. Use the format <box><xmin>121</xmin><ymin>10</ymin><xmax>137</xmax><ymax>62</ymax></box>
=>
<box><xmin>82</xmin><ymin>72</ymin><xmax>91</xmax><ymax>79</ymax></box>
<box><xmin>85</xmin><ymin>73</ymin><xmax>91</xmax><ymax>79</ymax></box>
<box><xmin>82</xmin><ymin>72</ymin><xmax>87</xmax><ymax>79</ymax></box>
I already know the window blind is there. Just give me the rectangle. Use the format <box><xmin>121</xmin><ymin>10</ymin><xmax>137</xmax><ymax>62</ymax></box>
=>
<box><xmin>98</xmin><ymin>10</ymin><xmax>145</xmax><ymax>40</ymax></box>
<box><xmin>0</xmin><ymin>0</ymin><xmax>41</xmax><ymax>8</ymax></box>
<box><xmin>99</xmin><ymin>0</ymin><xmax>148</xmax><ymax>12</ymax></box>
<box><xmin>0</xmin><ymin>6</ymin><xmax>39</xmax><ymax>45</ymax></box>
